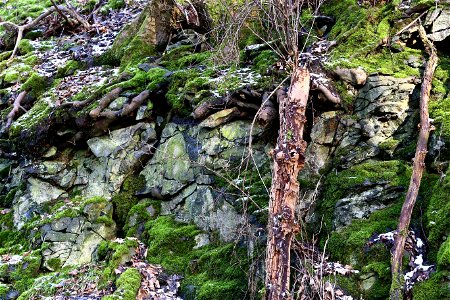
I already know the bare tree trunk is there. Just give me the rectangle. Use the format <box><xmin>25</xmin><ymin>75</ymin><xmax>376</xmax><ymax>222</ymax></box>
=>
<box><xmin>265</xmin><ymin>67</ymin><xmax>310</xmax><ymax>300</ymax></box>
<box><xmin>390</xmin><ymin>24</ymin><xmax>438</xmax><ymax>300</ymax></box>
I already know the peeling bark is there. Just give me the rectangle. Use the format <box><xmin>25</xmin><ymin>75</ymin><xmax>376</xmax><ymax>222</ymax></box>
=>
<box><xmin>390</xmin><ymin>24</ymin><xmax>438</xmax><ymax>300</ymax></box>
<box><xmin>265</xmin><ymin>67</ymin><xmax>310</xmax><ymax>300</ymax></box>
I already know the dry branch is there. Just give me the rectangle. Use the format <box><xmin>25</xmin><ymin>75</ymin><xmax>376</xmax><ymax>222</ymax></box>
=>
<box><xmin>313</xmin><ymin>84</ymin><xmax>341</xmax><ymax>104</ymax></box>
<box><xmin>5</xmin><ymin>91</ymin><xmax>27</xmax><ymax>128</ymax></box>
<box><xmin>390</xmin><ymin>23</ymin><xmax>438</xmax><ymax>300</ymax></box>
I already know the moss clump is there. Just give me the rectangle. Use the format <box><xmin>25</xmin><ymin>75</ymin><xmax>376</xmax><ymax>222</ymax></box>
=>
<box><xmin>322</xmin><ymin>0</ymin><xmax>420</xmax><ymax>78</ymax></box>
<box><xmin>412</xmin><ymin>271</ymin><xmax>450</xmax><ymax>300</ymax></box>
<box><xmin>56</xmin><ymin>60</ymin><xmax>81</xmax><ymax>78</ymax></box>
<box><xmin>9</xmin><ymin>254</ymin><xmax>42</xmax><ymax>293</ymax></box>
<box><xmin>426</xmin><ymin>168</ymin><xmax>450</xmax><ymax>260</ymax></box>
<box><xmin>316</xmin><ymin>160</ymin><xmax>410</xmax><ymax>229</ymax></box>
<box><xmin>1</xmin><ymin>63</ymin><xmax>33</xmax><ymax>83</ymax></box>
<box><xmin>46</xmin><ymin>257</ymin><xmax>62</xmax><ymax>271</ymax></box>
<box><xmin>114</xmin><ymin>268</ymin><xmax>141</xmax><ymax>299</ymax></box>
<box><xmin>23</xmin><ymin>54</ymin><xmax>39</xmax><ymax>66</ymax></box>
<box><xmin>161</xmin><ymin>46</ymin><xmax>212</xmax><ymax>71</ymax></box>
<box><xmin>8</xmin><ymin>98</ymin><xmax>50</xmax><ymax>138</ymax></box>
<box><xmin>106</xmin><ymin>0</ymin><xmax>125</xmax><ymax>10</ymax></box>
<box><xmin>166</xmin><ymin>69</ymin><xmax>204</xmax><ymax>113</ymax></box>
<box><xmin>143</xmin><ymin>216</ymin><xmax>248</xmax><ymax>299</ymax></box>
<box><xmin>21</xmin><ymin>72</ymin><xmax>47</xmax><ymax>98</ymax></box>
<box><xmin>123</xmin><ymin>199</ymin><xmax>161</xmax><ymax>237</ymax></box>
<box><xmin>111</xmin><ymin>67</ymin><xmax>168</xmax><ymax>93</ymax></box>
<box><xmin>112</xmin><ymin>176</ymin><xmax>145</xmax><ymax>233</ymax></box>
<box><xmin>0</xmin><ymin>0</ymin><xmax>51</xmax><ymax>24</ymax></box>
<box><xmin>252</xmin><ymin>50</ymin><xmax>277</xmax><ymax>74</ymax></box>
<box><xmin>18</xmin><ymin>39</ymin><xmax>34</xmax><ymax>55</ymax></box>
<box><xmin>437</xmin><ymin>239</ymin><xmax>450</xmax><ymax>268</ymax></box>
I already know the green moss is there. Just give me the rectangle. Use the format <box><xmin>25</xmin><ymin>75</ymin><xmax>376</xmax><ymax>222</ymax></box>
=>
<box><xmin>161</xmin><ymin>48</ymin><xmax>212</xmax><ymax>71</ymax></box>
<box><xmin>437</xmin><ymin>239</ymin><xmax>450</xmax><ymax>269</ymax></box>
<box><xmin>426</xmin><ymin>168</ymin><xmax>450</xmax><ymax>260</ymax></box>
<box><xmin>18</xmin><ymin>39</ymin><xmax>34</xmax><ymax>55</ymax></box>
<box><xmin>143</xmin><ymin>216</ymin><xmax>248</xmax><ymax>299</ymax></box>
<box><xmin>106</xmin><ymin>0</ymin><xmax>125</xmax><ymax>10</ymax></box>
<box><xmin>21</xmin><ymin>72</ymin><xmax>47</xmax><ymax>98</ymax></box>
<box><xmin>316</xmin><ymin>160</ymin><xmax>410</xmax><ymax>229</ymax></box>
<box><xmin>112</xmin><ymin>176</ymin><xmax>145</xmax><ymax>232</ymax></box>
<box><xmin>123</xmin><ymin>199</ymin><xmax>161</xmax><ymax>237</ymax></box>
<box><xmin>8</xmin><ymin>98</ymin><xmax>50</xmax><ymax>138</ymax></box>
<box><xmin>23</xmin><ymin>54</ymin><xmax>39</xmax><ymax>66</ymax></box>
<box><xmin>322</xmin><ymin>0</ymin><xmax>420</xmax><ymax>78</ymax></box>
<box><xmin>114</xmin><ymin>268</ymin><xmax>141</xmax><ymax>300</ymax></box>
<box><xmin>2</xmin><ymin>63</ymin><xmax>32</xmax><ymax>83</ymax></box>
<box><xmin>56</xmin><ymin>60</ymin><xmax>81</xmax><ymax>78</ymax></box>
<box><xmin>166</xmin><ymin>69</ymin><xmax>206</xmax><ymax>113</ymax></box>
<box><xmin>46</xmin><ymin>258</ymin><xmax>62</xmax><ymax>271</ymax></box>
<box><xmin>0</xmin><ymin>0</ymin><xmax>51</xmax><ymax>24</ymax></box>
<box><xmin>412</xmin><ymin>271</ymin><xmax>450</xmax><ymax>300</ymax></box>
<box><xmin>111</xmin><ymin>67</ymin><xmax>168</xmax><ymax>93</ymax></box>
<box><xmin>252</xmin><ymin>50</ymin><xmax>277</xmax><ymax>74</ymax></box>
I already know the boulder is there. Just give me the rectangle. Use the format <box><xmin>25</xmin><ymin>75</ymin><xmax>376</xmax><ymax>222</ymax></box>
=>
<box><xmin>426</xmin><ymin>8</ymin><xmax>450</xmax><ymax>42</ymax></box>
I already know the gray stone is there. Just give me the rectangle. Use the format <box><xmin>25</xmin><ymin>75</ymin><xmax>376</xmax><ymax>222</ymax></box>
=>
<box><xmin>426</xmin><ymin>9</ymin><xmax>450</xmax><ymax>42</ymax></box>
<box><xmin>194</xmin><ymin>233</ymin><xmax>210</xmax><ymax>249</ymax></box>
<box><xmin>13</xmin><ymin>177</ymin><xmax>66</xmax><ymax>228</ymax></box>
<box><xmin>108</xmin><ymin>96</ymin><xmax>128</xmax><ymax>110</ymax></box>
<box><xmin>333</xmin><ymin>182</ymin><xmax>405</xmax><ymax>230</ymax></box>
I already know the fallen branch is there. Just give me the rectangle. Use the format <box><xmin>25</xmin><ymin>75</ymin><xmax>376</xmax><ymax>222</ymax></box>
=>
<box><xmin>5</xmin><ymin>91</ymin><xmax>27</xmax><ymax>128</ymax></box>
<box><xmin>390</xmin><ymin>23</ymin><xmax>438</xmax><ymax>300</ymax></box>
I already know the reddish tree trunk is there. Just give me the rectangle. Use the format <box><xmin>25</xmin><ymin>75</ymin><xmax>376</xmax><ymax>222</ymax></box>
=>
<box><xmin>390</xmin><ymin>25</ymin><xmax>438</xmax><ymax>300</ymax></box>
<box><xmin>265</xmin><ymin>67</ymin><xmax>310</xmax><ymax>300</ymax></box>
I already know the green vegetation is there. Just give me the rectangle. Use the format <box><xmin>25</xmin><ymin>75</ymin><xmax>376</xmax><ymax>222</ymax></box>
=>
<box><xmin>322</xmin><ymin>0</ymin><xmax>421</xmax><ymax>78</ymax></box>
<box><xmin>143</xmin><ymin>216</ymin><xmax>249</xmax><ymax>299</ymax></box>
<box><xmin>112</xmin><ymin>175</ymin><xmax>145</xmax><ymax>232</ymax></box>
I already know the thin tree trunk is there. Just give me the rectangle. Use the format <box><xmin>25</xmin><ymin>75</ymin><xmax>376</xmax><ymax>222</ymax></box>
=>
<box><xmin>265</xmin><ymin>67</ymin><xmax>310</xmax><ymax>300</ymax></box>
<box><xmin>390</xmin><ymin>24</ymin><xmax>438</xmax><ymax>300</ymax></box>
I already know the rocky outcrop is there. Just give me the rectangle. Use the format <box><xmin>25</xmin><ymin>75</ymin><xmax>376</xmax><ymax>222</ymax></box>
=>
<box><xmin>140</xmin><ymin>119</ymin><xmax>268</xmax><ymax>241</ymax></box>
<box><xmin>40</xmin><ymin>200</ymin><xmax>116</xmax><ymax>270</ymax></box>
<box><xmin>426</xmin><ymin>8</ymin><xmax>450</xmax><ymax>42</ymax></box>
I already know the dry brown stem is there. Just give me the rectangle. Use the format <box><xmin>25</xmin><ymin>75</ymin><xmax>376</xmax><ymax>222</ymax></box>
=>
<box><xmin>389</xmin><ymin>23</ymin><xmax>438</xmax><ymax>300</ymax></box>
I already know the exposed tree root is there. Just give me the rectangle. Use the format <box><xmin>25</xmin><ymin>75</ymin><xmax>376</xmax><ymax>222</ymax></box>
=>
<box><xmin>89</xmin><ymin>87</ymin><xmax>123</xmax><ymax>119</ymax></box>
<box><xmin>313</xmin><ymin>83</ymin><xmax>341</xmax><ymax>104</ymax></box>
<box><xmin>5</xmin><ymin>91</ymin><xmax>27</xmax><ymax>129</ymax></box>
<box><xmin>256</xmin><ymin>92</ymin><xmax>277</xmax><ymax>127</ymax></box>
<box><xmin>97</xmin><ymin>90</ymin><xmax>150</xmax><ymax>119</ymax></box>
<box><xmin>390</xmin><ymin>23</ymin><xmax>438</xmax><ymax>300</ymax></box>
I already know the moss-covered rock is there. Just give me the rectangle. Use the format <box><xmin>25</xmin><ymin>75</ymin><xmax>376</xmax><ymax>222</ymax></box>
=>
<box><xmin>101</xmin><ymin>0</ymin><xmax>175</xmax><ymax>68</ymax></box>
<box><xmin>142</xmin><ymin>216</ymin><xmax>249</xmax><ymax>300</ymax></box>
